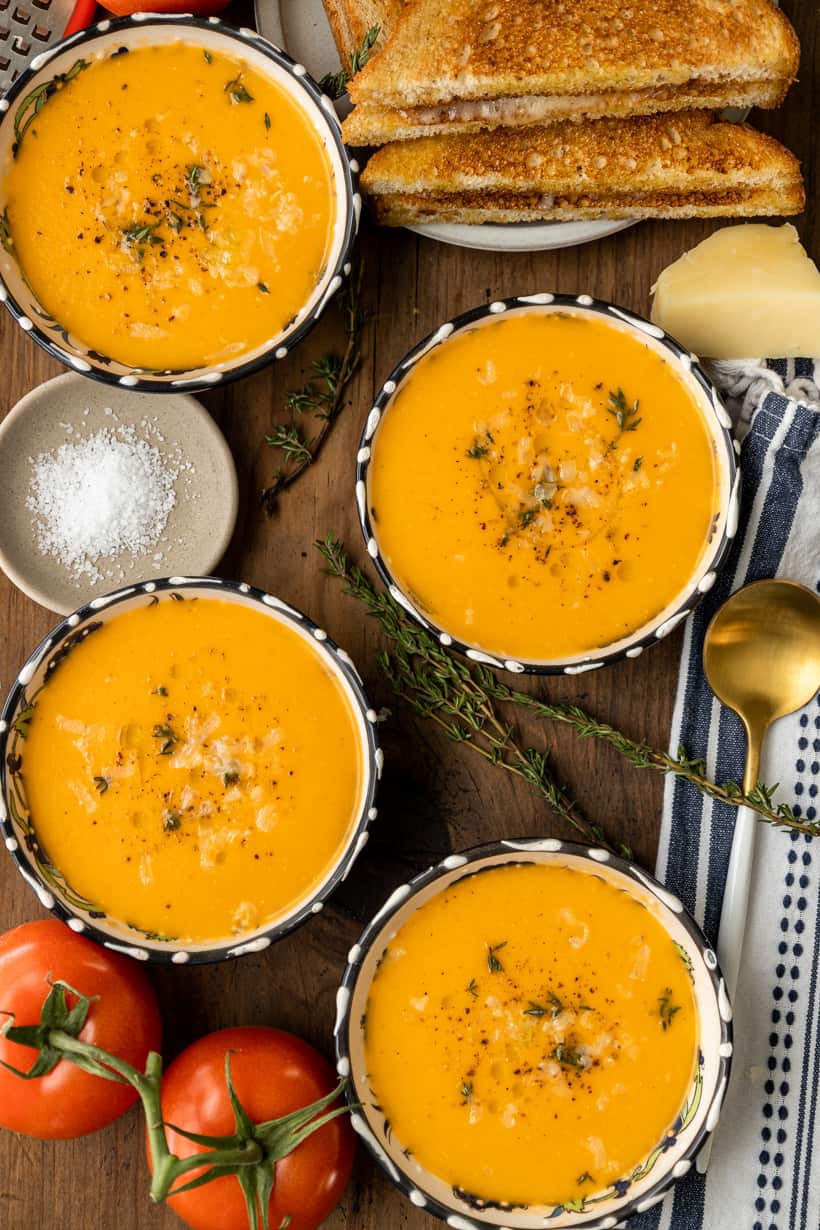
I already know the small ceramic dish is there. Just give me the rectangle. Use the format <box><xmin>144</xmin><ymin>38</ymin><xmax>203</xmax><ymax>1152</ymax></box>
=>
<box><xmin>0</xmin><ymin>373</ymin><xmax>238</xmax><ymax>614</ymax></box>
<box><xmin>335</xmin><ymin>838</ymin><xmax>733</xmax><ymax>1230</ymax></box>
<box><xmin>356</xmin><ymin>294</ymin><xmax>739</xmax><ymax>675</ymax></box>
<box><xmin>0</xmin><ymin>578</ymin><xmax>381</xmax><ymax>964</ymax></box>
<box><xmin>0</xmin><ymin>14</ymin><xmax>360</xmax><ymax>393</ymax></box>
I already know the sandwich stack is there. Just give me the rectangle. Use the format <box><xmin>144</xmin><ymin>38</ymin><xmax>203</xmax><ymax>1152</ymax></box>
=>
<box><xmin>322</xmin><ymin>0</ymin><xmax>804</xmax><ymax>226</ymax></box>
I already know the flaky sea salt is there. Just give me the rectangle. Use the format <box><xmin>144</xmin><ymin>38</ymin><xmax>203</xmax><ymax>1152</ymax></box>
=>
<box><xmin>27</xmin><ymin>420</ymin><xmax>185</xmax><ymax>584</ymax></box>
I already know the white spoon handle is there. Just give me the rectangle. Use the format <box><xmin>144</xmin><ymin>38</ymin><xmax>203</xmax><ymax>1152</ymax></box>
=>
<box><xmin>695</xmin><ymin>802</ymin><xmax>757</xmax><ymax>1174</ymax></box>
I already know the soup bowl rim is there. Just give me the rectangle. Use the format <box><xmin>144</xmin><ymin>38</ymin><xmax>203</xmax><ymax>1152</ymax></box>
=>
<box><xmin>335</xmin><ymin>837</ymin><xmax>733</xmax><ymax>1229</ymax></box>
<box><xmin>0</xmin><ymin>13</ymin><xmax>360</xmax><ymax>393</ymax></box>
<box><xmin>0</xmin><ymin>575</ymin><xmax>381</xmax><ymax>964</ymax></box>
<box><xmin>355</xmin><ymin>293</ymin><xmax>739</xmax><ymax>675</ymax></box>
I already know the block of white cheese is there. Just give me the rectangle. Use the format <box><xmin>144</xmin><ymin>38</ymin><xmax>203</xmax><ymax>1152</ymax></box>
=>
<box><xmin>650</xmin><ymin>224</ymin><xmax>820</xmax><ymax>359</ymax></box>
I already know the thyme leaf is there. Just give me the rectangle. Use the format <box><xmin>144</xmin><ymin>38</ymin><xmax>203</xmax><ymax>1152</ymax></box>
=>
<box><xmin>225</xmin><ymin>75</ymin><xmax>253</xmax><ymax>104</ymax></box>
<box><xmin>93</xmin><ymin>776</ymin><xmax>109</xmax><ymax>796</ymax></box>
<box><xmin>460</xmin><ymin>1079</ymin><xmax>473</xmax><ymax>1105</ymax></box>
<box><xmin>152</xmin><ymin>724</ymin><xmax>180</xmax><ymax>756</ymax></box>
<box><xmin>466</xmin><ymin>978</ymin><xmax>479</xmax><ymax>998</ymax></box>
<box><xmin>607</xmin><ymin>387</ymin><xmax>642</xmax><ymax>451</ymax></box>
<box><xmin>658</xmin><ymin>987</ymin><xmax>681</xmax><ymax>1030</ymax></box>
<box><xmin>487</xmin><ymin>941</ymin><xmax>507</xmax><ymax>973</ymax></box>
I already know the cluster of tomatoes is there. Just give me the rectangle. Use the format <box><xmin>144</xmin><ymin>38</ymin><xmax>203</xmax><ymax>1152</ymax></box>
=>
<box><xmin>0</xmin><ymin>921</ymin><xmax>354</xmax><ymax>1230</ymax></box>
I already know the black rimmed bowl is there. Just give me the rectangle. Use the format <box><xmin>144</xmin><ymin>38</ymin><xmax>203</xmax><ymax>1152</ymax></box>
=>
<box><xmin>335</xmin><ymin>838</ymin><xmax>733</xmax><ymax>1230</ymax></box>
<box><xmin>0</xmin><ymin>14</ymin><xmax>360</xmax><ymax>393</ymax></box>
<box><xmin>0</xmin><ymin>577</ymin><xmax>381</xmax><ymax>964</ymax></box>
<box><xmin>356</xmin><ymin>294</ymin><xmax>739</xmax><ymax>675</ymax></box>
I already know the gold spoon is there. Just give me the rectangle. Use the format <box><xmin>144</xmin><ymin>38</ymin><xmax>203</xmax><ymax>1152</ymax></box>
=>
<box><xmin>697</xmin><ymin>578</ymin><xmax>820</xmax><ymax>1173</ymax></box>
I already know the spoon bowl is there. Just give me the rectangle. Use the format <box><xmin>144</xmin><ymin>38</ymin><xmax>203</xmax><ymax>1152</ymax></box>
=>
<box><xmin>704</xmin><ymin>579</ymin><xmax>820</xmax><ymax>784</ymax></box>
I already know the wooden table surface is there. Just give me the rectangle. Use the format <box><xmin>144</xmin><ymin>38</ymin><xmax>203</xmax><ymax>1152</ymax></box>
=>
<box><xmin>0</xmin><ymin>4</ymin><xmax>816</xmax><ymax>1227</ymax></box>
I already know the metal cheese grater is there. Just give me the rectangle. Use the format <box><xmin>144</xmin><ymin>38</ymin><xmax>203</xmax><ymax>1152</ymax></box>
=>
<box><xmin>0</xmin><ymin>0</ymin><xmax>97</xmax><ymax>91</ymax></box>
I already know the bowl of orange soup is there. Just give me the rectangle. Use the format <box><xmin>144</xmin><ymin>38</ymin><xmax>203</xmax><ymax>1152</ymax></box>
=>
<box><xmin>0</xmin><ymin>578</ymin><xmax>380</xmax><ymax>962</ymax></box>
<box><xmin>358</xmin><ymin>296</ymin><xmax>738</xmax><ymax>673</ymax></box>
<box><xmin>336</xmin><ymin>840</ymin><xmax>732</xmax><ymax>1228</ymax></box>
<box><xmin>0</xmin><ymin>15</ymin><xmax>358</xmax><ymax>391</ymax></box>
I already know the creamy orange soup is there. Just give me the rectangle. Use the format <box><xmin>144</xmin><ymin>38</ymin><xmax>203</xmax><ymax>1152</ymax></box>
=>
<box><xmin>3</xmin><ymin>43</ymin><xmax>336</xmax><ymax>369</ymax></box>
<box><xmin>367</xmin><ymin>310</ymin><xmax>723</xmax><ymax>661</ymax></box>
<box><xmin>364</xmin><ymin>863</ymin><xmax>698</xmax><ymax>1207</ymax></box>
<box><xmin>22</xmin><ymin>599</ymin><xmax>364</xmax><ymax>942</ymax></box>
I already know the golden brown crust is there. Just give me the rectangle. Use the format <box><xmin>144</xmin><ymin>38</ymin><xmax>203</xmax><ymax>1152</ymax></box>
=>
<box><xmin>348</xmin><ymin>0</ymin><xmax>800</xmax><ymax>108</ymax></box>
<box><xmin>320</xmin><ymin>0</ymin><xmax>404</xmax><ymax>61</ymax></box>
<box><xmin>360</xmin><ymin>112</ymin><xmax>803</xmax><ymax>197</ymax></box>
<box><xmin>370</xmin><ymin>183</ymin><xmax>806</xmax><ymax>225</ymax></box>
<box><xmin>342</xmin><ymin>77</ymin><xmax>788</xmax><ymax>145</ymax></box>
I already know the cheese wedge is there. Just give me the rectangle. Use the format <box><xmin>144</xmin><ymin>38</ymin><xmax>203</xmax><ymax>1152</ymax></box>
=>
<box><xmin>651</xmin><ymin>224</ymin><xmax>820</xmax><ymax>359</ymax></box>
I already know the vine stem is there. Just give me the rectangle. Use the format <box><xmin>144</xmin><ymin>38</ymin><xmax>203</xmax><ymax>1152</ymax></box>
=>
<box><xmin>46</xmin><ymin>1030</ymin><xmax>263</xmax><ymax>1202</ymax></box>
<box><xmin>316</xmin><ymin>535</ymin><xmax>816</xmax><ymax>840</ymax></box>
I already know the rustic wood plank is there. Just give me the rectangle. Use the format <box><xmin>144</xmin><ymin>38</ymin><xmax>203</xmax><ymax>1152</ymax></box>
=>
<box><xmin>0</xmin><ymin>2</ymin><xmax>816</xmax><ymax>1227</ymax></box>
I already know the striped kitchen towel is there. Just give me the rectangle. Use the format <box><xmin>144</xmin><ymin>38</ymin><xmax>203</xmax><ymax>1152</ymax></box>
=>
<box><xmin>632</xmin><ymin>359</ymin><xmax>820</xmax><ymax>1230</ymax></box>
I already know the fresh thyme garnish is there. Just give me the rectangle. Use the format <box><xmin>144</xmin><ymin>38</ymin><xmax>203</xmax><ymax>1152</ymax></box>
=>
<box><xmin>203</xmin><ymin>50</ymin><xmax>213</xmax><ymax>64</ymax></box>
<box><xmin>525</xmin><ymin>991</ymin><xmax>564</xmax><ymax>1017</ymax></box>
<box><xmin>658</xmin><ymin>987</ymin><xmax>681</xmax><ymax>1030</ymax></box>
<box><xmin>320</xmin><ymin>25</ymin><xmax>380</xmax><ymax>99</ymax></box>
<box><xmin>518</xmin><ymin>507</ymin><xmax>537</xmax><ymax>529</ymax></box>
<box><xmin>12</xmin><ymin>58</ymin><xmax>89</xmax><ymax>155</ymax></box>
<box><xmin>122</xmin><ymin>221</ymin><xmax>163</xmax><ymax>260</ymax></box>
<box><xmin>316</xmin><ymin>536</ymin><xmax>815</xmax><ymax>838</ymax></box>
<box><xmin>152</xmin><ymin>686</ymin><xmax>168</xmax><ymax>697</ymax></box>
<box><xmin>264</xmin><ymin>112</ymin><xmax>271</xmax><ymax>130</ymax></box>
<box><xmin>223</xmin><ymin>770</ymin><xmax>240</xmax><ymax>786</ymax></box>
<box><xmin>262</xmin><ymin>264</ymin><xmax>363</xmax><ymax>515</ymax></box>
<box><xmin>466</xmin><ymin>978</ymin><xmax>479</xmax><ymax>998</ymax></box>
<box><xmin>466</xmin><ymin>443</ymin><xmax>489</xmax><ymax>459</ymax></box>
<box><xmin>225</xmin><ymin>75</ymin><xmax>254</xmax><ymax>104</ymax></box>
<box><xmin>460</xmin><ymin>1080</ymin><xmax>474</xmax><ymax>1105</ymax></box>
<box><xmin>487</xmin><ymin>941</ymin><xmax>507</xmax><ymax>973</ymax></box>
<box><xmin>93</xmin><ymin>776</ymin><xmax>109</xmax><ymax>795</ymax></box>
<box><xmin>153</xmin><ymin>724</ymin><xmax>180</xmax><ymax>756</ymax></box>
<box><xmin>257</xmin><ymin>281</ymin><xmax>270</xmax><ymax>294</ymax></box>
<box><xmin>633</xmin><ymin>456</ymin><xmax>643</xmax><ymax>471</ymax></box>
<box><xmin>553</xmin><ymin>1044</ymin><xmax>586</xmax><ymax>1070</ymax></box>
<box><xmin>185</xmin><ymin>164</ymin><xmax>206</xmax><ymax>199</ymax></box>
<box><xmin>162</xmin><ymin>812</ymin><xmax>181</xmax><ymax>833</ymax></box>
<box><xmin>577</xmin><ymin>1172</ymin><xmax>593</xmax><ymax>1185</ymax></box>
<box><xmin>607</xmin><ymin>388</ymin><xmax>642</xmax><ymax>451</ymax></box>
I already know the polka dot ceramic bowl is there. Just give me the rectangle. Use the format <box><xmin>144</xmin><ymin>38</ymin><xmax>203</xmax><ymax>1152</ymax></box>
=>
<box><xmin>0</xmin><ymin>15</ymin><xmax>360</xmax><ymax>393</ymax></box>
<box><xmin>0</xmin><ymin>577</ymin><xmax>381</xmax><ymax>964</ymax></box>
<box><xmin>336</xmin><ymin>838</ymin><xmax>734</xmax><ymax>1230</ymax></box>
<box><xmin>356</xmin><ymin>294</ymin><xmax>739</xmax><ymax>675</ymax></box>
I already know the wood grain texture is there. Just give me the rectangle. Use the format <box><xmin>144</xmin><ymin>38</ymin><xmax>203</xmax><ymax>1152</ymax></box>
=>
<box><xmin>0</xmin><ymin>2</ymin><xmax>816</xmax><ymax>1227</ymax></box>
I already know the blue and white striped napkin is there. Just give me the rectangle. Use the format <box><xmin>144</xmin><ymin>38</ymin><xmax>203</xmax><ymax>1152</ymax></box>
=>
<box><xmin>633</xmin><ymin>360</ymin><xmax>820</xmax><ymax>1230</ymax></box>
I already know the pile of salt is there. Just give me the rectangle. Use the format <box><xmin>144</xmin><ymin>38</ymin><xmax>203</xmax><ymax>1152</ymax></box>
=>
<box><xmin>26</xmin><ymin>422</ymin><xmax>183</xmax><ymax>584</ymax></box>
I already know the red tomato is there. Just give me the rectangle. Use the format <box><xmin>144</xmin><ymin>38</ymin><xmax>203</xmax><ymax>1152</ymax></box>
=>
<box><xmin>100</xmin><ymin>1</ymin><xmax>230</xmax><ymax>15</ymax></box>
<box><xmin>155</xmin><ymin>1027</ymin><xmax>355</xmax><ymax>1230</ymax></box>
<box><xmin>0</xmin><ymin>920</ymin><xmax>162</xmax><ymax>1138</ymax></box>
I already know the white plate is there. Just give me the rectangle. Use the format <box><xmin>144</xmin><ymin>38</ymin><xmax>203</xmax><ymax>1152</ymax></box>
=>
<box><xmin>254</xmin><ymin>0</ymin><xmax>635</xmax><ymax>252</ymax></box>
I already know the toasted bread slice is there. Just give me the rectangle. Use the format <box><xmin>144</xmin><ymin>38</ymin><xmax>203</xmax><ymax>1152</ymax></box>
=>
<box><xmin>321</xmin><ymin>0</ymin><xmax>404</xmax><ymax>61</ymax></box>
<box><xmin>343</xmin><ymin>76</ymin><xmax>789</xmax><ymax>144</ymax></box>
<box><xmin>349</xmin><ymin>0</ymin><xmax>799</xmax><ymax>107</ymax></box>
<box><xmin>360</xmin><ymin>111</ymin><xmax>805</xmax><ymax>225</ymax></box>
<box><xmin>370</xmin><ymin>184</ymin><xmax>804</xmax><ymax>225</ymax></box>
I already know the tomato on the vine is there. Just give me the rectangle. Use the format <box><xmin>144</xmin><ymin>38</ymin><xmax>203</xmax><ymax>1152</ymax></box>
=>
<box><xmin>0</xmin><ymin>920</ymin><xmax>161</xmax><ymax>1138</ymax></box>
<box><xmin>155</xmin><ymin>1026</ymin><xmax>355</xmax><ymax>1230</ymax></box>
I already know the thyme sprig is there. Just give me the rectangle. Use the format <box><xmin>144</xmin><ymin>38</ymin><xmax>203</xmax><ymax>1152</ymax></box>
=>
<box><xmin>607</xmin><ymin>387</ymin><xmax>642</xmax><ymax>451</ymax></box>
<box><xmin>317</xmin><ymin>536</ymin><xmax>618</xmax><ymax>852</ymax></box>
<box><xmin>658</xmin><ymin>987</ymin><xmax>681</xmax><ymax>1030</ymax></box>
<box><xmin>262</xmin><ymin>265</ymin><xmax>363</xmax><ymax>515</ymax></box>
<box><xmin>316</xmin><ymin>536</ymin><xmax>817</xmax><ymax>839</ymax></box>
<box><xmin>320</xmin><ymin>26</ymin><xmax>380</xmax><ymax>99</ymax></box>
